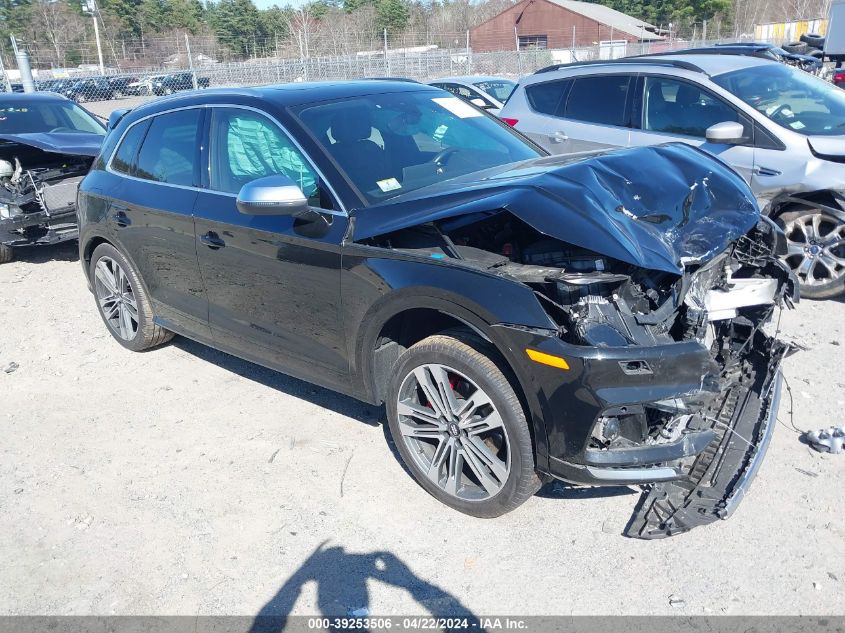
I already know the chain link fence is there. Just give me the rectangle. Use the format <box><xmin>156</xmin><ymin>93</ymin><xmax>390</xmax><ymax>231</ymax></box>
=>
<box><xmin>0</xmin><ymin>31</ymin><xmax>794</xmax><ymax>104</ymax></box>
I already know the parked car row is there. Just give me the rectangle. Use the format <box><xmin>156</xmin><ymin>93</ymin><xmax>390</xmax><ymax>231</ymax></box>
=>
<box><xmin>2</xmin><ymin>72</ymin><xmax>211</xmax><ymax>102</ymax></box>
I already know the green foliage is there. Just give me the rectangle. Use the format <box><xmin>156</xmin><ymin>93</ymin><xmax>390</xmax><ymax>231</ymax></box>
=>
<box><xmin>139</xmin><ymin>0</ymin><xmax>204</xmax><ymax>34</ymax></box>
<box><xmin>343</xmin><ymin>0</ymin><xmax>373</xmax><ymax>13</ymax></box>
<box><xmin>259</xmin><ymin>5</ymin><xmax>291</xmax><ymax>37</ymax></box>
<box><xmin>583</xmin><ymin>0</ymin><xmax>730</xmax><ymax>27</ymax></box>
<box><xmin>98</xmin><ymin>0</ymin><xmax>143</xmax><ymax>37</ymax></box>
<box><xmin>206</xmin><ymin>0</ymin><xmax>261</xmax><ymax>55</ymax></box>
<box><xmin>375</xmin><ymin>0</ymin><xmax>409</xmax><ymax>33</ymax></box>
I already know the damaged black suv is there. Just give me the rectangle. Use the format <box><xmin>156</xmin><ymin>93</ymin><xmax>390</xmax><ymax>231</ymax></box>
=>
<box><xmin>0</xmin><ymin>93</ymin><xmax>105</xmax><ymax>263</ymax></box>
<box><xmin>78</xmin><ymin>82</ymin><xmax>797</xmax><ymax>538</ymax></box>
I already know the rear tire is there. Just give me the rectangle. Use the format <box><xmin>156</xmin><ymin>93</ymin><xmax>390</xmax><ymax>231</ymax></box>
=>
<box><xmin>89</xmin><ymin>243</ymin><xmax>174</xmax><ymax>351</ymax></box>
<box><xmin>0</xmin><ymin>244</ymin><xmax>13</xmax><ymax>264</ymax></box>
<box><xmin>385</xmin><ymin>332</ymin><xmax>541</xmax><ymax>517</ymax></box>
<box><xmin>776</xmin><ymin>208</ymin><xmax>845</xmax><ymax>300</ymax></box>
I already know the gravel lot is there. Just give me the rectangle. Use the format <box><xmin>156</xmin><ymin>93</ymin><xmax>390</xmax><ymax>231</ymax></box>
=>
<box><xmin>0</xmin><ymin>97</ymin><xmax>843</xmax><ymax>618</ymax></box>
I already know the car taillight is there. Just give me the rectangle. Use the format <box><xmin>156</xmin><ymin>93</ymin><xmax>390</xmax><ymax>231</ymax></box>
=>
<box><xmin>835</xmin><ymin>71</ymin><xmax>845</xmax><ymax>82</ymax></box>
<box><xmin>501</xmin><ymin>117</ymin><xmax>519</xmax><ymax>126</ymax></box>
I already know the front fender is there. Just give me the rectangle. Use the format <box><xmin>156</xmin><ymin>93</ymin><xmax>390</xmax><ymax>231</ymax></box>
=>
<box><xmin>343</xmin><ymin>248</ymin><xmax>558</xmax><ymax>465</ymax></box>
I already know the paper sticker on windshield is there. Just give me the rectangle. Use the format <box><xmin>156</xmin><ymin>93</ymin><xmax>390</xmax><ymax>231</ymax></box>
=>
<box><xmin>432</xmin><ymin>97</ymin><xmax>483</xmax><ymax>119</ymax></box>
<box><xmin>377</xmin><ymin>177</ymin><xmax>402</xmax><ymax>192</ymax></box>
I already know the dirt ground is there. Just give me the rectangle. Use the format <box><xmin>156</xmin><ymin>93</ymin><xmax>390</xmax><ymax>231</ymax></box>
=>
<box><xmin>1</xmin><ymin>244</ymin><xmax>843</xmax><ymax>618</ymax></box>
<box><xmin>0</xmin><ymin>97</ymin><xmax>843</xmax><ymax>618</ymax></box>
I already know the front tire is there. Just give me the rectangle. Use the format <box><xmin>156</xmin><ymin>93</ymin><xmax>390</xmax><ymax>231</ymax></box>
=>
<box><xmin>89</xmin><ymin>243</ymin><xmax>174</xmax><ymax>351</ymax></box>
<box><xmin>777</xmin><ymin>208</ymin><xmax>845</xmax><ymax>299</ymax></box>
<box><xmin>386</xmin><ymin>332</ymin><xmax>541</xmax><ymax>517</ymax></box>
<box><xmin>0</xmin><ymin>244</ymin><xmax>13</xmax><ymax>264</ymax></box>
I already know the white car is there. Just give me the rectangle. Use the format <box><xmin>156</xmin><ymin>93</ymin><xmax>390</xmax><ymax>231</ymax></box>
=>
<box><xmin>427</xmin><ymin>76</ymin><xmax>516</xmax><ymax>115</ymax></box>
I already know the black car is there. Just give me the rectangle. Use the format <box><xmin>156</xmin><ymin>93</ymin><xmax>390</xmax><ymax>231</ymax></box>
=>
<box><xmin>152</xmin><ymin>72</ymin><xmax>210</xmax><ymax>95</ymax></box>
<box><xmin>107</xmin><ymin>75</ymin><xmax>138</xmax><ymax>97</ymax></box>
<box><xmin>0</xmin><ymin>93</ymin><xmax>105</xmax><ymax>263</ymax></box>
<box><xmin>77</xmin><ymin>82</ymin><xmax>796</xmax><ymax>538</ymax></box>
<box><xmin>59</xmin><ymin>78</ymin><xmax>114</xmax><ymax>103</ymax></box>
<box><xmin>647</xmin><ymin>43</ymin><xmax>823</xmax><ymax>73</ymax></box>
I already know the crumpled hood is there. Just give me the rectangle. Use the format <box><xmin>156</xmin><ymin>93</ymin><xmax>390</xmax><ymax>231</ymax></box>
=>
<box><xmin>352</xmin><ymin>143</ymin><xmax>759</xmax><ymax>274</ymax></box>
<box><xmin>0</xmin><ymin>131</ymin><xmax>104</xmax><ymax>157</ymax></box>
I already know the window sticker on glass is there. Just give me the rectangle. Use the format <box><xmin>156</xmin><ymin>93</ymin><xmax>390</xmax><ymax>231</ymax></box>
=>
<box><xmin>432</xmin><ymin>97</ymin><xmax>483</xmax><ymax>119</ymax></box>
<box><xmin>377</xmin><ymin>177</ymin><xmax>402</xmax><ymax>192</ymax></box>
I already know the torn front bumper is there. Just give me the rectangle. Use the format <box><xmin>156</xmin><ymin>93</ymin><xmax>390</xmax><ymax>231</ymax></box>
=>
<box><xmin>624</xmin><ymin>335</ymin><xmax>788</xmax><ymax>539</ymax></box>
<box><xmin>0</xmin><ymin>207</ymin><xmax>78</xmax><ymax>247</ymax></box>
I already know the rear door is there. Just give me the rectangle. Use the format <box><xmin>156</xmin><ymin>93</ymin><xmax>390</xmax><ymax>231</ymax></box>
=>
<box><xmin>556</xmin><ymin>74</ymin><xmax>634</xmax><ymax>153</ymax></box>
<box><xmin>192</xmin><ymin>106</ymin><xmax>350</xmax><ymax>390</ymax></box>
<box><xmin>105</xmin><ymin>108</ymin><xmax>210</xmax><ymax>338</ymax></box>
<box><xmin>517</xmin><ymin>75</ymin><xmax>633</xmax><ymax>154</ymax></box>
<box><xmin>628</xmin><ymin>75</ymin><xmax>756</xmax><ymax>184</ymax></box>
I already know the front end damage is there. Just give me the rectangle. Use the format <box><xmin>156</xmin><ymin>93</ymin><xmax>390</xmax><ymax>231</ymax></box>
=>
<box><xmin>0</xmin><ymin>135</ymin><xmax>98</xmax><ymax>250</ymax></box>
<box><xmin>354</xmin><ymin>144</ymin><xmax>798</xmax><ymax>538</ymax></box>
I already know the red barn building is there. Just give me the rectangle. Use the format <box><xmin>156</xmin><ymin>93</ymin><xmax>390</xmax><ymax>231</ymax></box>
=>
<box><xmin>470</xmin><ymin>0</ymin><xmax>663</xmax><ymax>52</ymax></box>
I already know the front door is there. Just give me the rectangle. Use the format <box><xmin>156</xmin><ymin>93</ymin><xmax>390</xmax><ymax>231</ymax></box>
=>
<box><xmin>628</xmin><ymin>75</ymin><xmax>756</xmax><ymax>184</ymax></box>
<box><xmin>192</xmin><ymin>106</ymin><xmax>350</xmax><ymax>390</ymax></box>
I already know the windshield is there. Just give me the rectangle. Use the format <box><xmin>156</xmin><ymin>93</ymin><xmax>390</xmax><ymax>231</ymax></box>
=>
<box><xmin>474</xmin><ymin>80</ymin><xmax>516</xmax><ymax>103</ymax></box>
<box><xmin>0</xmin><ymin>99</ymin><xmax>105</xmax><ymax>135</ymax></box>
<box><xmin>295</xmin><ymin>90</ymin><xmax>541</xmax><ymax>204</ymax></box>
<box><xmin>713</xmin><ymin>64</ymin><xmax>845</xmax><ymax>136</ymax></box>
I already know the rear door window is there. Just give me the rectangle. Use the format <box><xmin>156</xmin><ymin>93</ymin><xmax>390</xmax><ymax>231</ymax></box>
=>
<box><xmin>564</xmin><ymin>75</ymin><xmax>631</xmax><ymax>126</ymax></box>
<box><xmin>135</xmin><ymin>109</ymin><xmax>202</xmax><ymax>186</ymax></box>
<box><xmin>525</xmin><ymin>79</ymin><xmax>571</xmax><ymax>116</ymax></box>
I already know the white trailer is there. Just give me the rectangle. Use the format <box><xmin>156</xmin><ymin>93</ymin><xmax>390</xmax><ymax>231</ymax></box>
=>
<box><xmin>827</xmin><ymin>0</ymin><xmax>845</xmax><ymax>59</ymax></box>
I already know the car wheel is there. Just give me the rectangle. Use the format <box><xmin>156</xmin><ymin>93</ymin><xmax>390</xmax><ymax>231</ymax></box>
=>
<box><xmin>385</xmin><ymin>332</ymin><xmax>541</xmax><ymax>517</ymax></box>
<box><xmin>90</xmin><ymin>243</ymin><xmax>174</xmax><ymax>351</ymax></box>
<box><xmin>0</xmin><ymin>244</ymin><xmax>13</xmax><ymax>264</ymax></box>
<box><xmin>777</xmin><ymin>208</ymin><xmax>845</xmax><ymax>299</ymax></box>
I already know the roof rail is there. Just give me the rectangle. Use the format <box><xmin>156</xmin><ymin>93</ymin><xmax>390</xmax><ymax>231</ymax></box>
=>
<box><xmin>534</xmin><ymin>57</ymin><xmax>708</xmax><ymax>76</ymax></box>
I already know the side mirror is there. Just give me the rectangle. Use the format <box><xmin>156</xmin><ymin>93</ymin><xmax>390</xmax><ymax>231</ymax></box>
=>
<box><xmin>236</xmin><ymin>175</ymin><xmax>310</xmax><ymax>216</ymax></box>
<box><xmin>470</xmin><ymin>97</ymin><xmax>491</xmax><ymax>109</ymax></box>
<box><xmin>705</xmin><ymin>121</ymin><xmax>746</xmax><ymax>145</ymax></box>
<box><xmin>107</xmin><ymin>109</ymin><xmax>129</xmax><ymax>131</ymax></box>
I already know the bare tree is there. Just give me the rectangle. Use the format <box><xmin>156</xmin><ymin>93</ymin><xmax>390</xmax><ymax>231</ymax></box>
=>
<box><xmin>30</xmin><ymin>0</ymin><xmax>88</xmax><ymax>66</ymax></box>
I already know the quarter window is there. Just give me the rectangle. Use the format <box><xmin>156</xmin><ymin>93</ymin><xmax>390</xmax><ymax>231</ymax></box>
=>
<box><xmin>526</xmin><ymin>80</ymin><xmax>571</xmax><ymax>116</ymax></box>
<box><xmin>135</xmin><ymin>109</ymin><xmax>202</xmax><ymax>186</ymax></box>
<box><xmin>643</xmin><ymin>77</ymin><xmax>746</xmax><ymax>139</ymax></box>
<box><xmin>565</xmin><ymin>75</ymin><xmax>630</xmax><ymax>127</ymax></box>
<box><xmin>207</xmin><ymin>108</ymin><xmax>321</xmax><ymax>206</ymax></box>
<box><xmin>111</xmin><ymin>120</ymin><xmax>148</xmax><ymax>175</ymax></box>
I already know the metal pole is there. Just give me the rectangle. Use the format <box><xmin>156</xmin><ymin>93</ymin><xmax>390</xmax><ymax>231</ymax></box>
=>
<box><xmin>15</xmin><ymin>48</ymin><xmax>35</xmax><ymax>93</ymax></box>
<box><xmin>466</xmin><ymin>30</ymin><xmax>472</xmax><ymax>73</ymax></box>
<box><xmin>0</xmin><ymin>53</ymin><xmax>11</xmax><ymax>92</ymax></box>
<box><xmin>184</xmin><ymin>33</ymin><xmax>198</xmax><ymax>89</ymax></box>
<box><xmin>93</xmin><ymin>14</ymin><xmax>105</xmax><ymax>75</ymax></box>
<box><xmin>384</xmin><ymin>28</ymin><xmax>389</xmax><ymax>75</ymax></box>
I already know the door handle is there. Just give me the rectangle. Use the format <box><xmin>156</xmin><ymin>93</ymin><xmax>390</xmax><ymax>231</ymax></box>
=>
<box><xmin>200</xmin><ymin>231</ymin><xmax>226</xmax><ymax>249</ymax></box>
<box><xmin>549</xmin><ymin>131</ymin><xmax>569</xmax><ymax>143</ymax></box>
<box><xmin>754</xmin><ymin>166</ymin><xmax>782</xmax><ymax>177</ymax></box>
